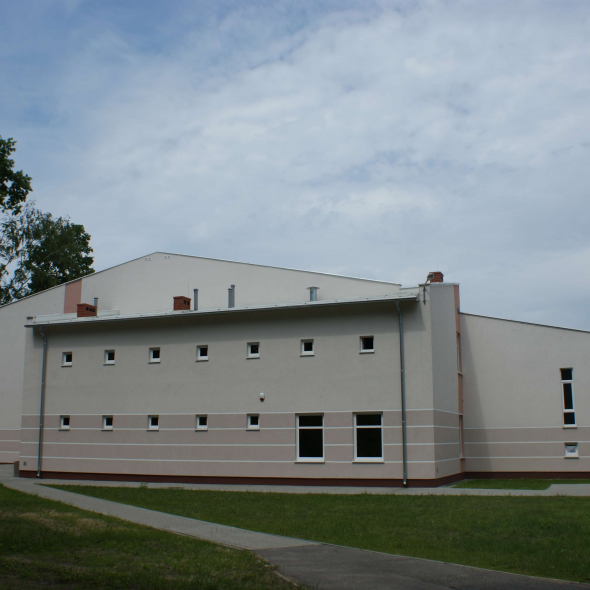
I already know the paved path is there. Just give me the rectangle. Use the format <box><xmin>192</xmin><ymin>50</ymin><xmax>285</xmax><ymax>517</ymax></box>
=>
<box><xmin>1</xmin><ymin>465</ymin><xmax>588</xmax><ymax>589</ymax></box>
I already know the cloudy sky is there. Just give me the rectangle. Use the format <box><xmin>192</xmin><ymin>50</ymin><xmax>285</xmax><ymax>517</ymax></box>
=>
<box><xmin>2</xmin><ymin>0</ymin><xmax>590</xmax><ymax>328</ymax></box>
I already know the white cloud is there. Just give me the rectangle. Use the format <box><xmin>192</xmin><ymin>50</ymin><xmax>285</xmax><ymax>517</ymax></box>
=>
<box><xmin>4</xmin><ymin>0</ymin><xmax>590</xmax><ymax>328</ymax></box>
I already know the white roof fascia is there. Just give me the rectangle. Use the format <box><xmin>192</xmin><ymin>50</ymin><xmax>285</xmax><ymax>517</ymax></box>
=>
<box><xmin>26</xmin><ymin>292</ymin><xmax>419</xmax><ymax>328</ymax></box>
<box><xmin>459</xmin><ymin>312</ymin><xmax>590</xmax><ymax>335</ymax></box>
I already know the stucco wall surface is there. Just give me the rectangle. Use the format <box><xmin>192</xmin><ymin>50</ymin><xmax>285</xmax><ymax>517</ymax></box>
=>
<box><xmin>20</xmin><ymin>299</ymin><xmax>450</xmax><ymax>481</ymax></box>
<box><xmin>1</xmin><ymin>253</ymin><xmax>402</xmax><ymax>464</ymax></box>
<box><xmin>460</xmin><ymin>313</ymin><xmax>590</xmax><ymax>473</ymax></box>
<box><xmin>429</xmin><ymin>285</ymin><xmax>462</xmax><ymax>476</ymax></box>
<box><xmin>0</xmin><ymin>287</ymin><xmax>65</xmax><ymax>463</ymax></box>
<box><xmin>80</xmin><ymin>253</ymin><xmax>402</xmax><ymax>314</ymax></box>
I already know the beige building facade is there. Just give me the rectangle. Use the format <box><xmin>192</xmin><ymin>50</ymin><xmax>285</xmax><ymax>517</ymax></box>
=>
<box><xmin>1</xmin><ymin>252</ymin><xmax>588</xmax><ymax>485</ymax></box>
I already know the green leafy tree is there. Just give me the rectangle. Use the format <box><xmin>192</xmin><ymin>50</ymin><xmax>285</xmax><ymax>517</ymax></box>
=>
<box><xmin>0</xmin><ymin>136</ymin><xmax>32</xmax><ymax>215</ymax></box>
<box><xmin>0</xmin><ymin>136</ymin><xmax>94</xmax><ymax>304</ymax></box>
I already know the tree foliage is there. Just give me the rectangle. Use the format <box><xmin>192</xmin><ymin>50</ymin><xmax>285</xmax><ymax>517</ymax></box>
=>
<box><xmin>0</xmin><ymin>136</ymin><xmax>94</xmax><ymax>304</ymax></box>
<box><xmin>0</xmin><ymin>136</ymin><xmax>32</xmax><ymax>216</ymax></box>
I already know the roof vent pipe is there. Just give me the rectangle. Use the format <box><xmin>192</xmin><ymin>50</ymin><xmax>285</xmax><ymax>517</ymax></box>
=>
<box><xmin>193</xmin><ymin>289</ymin><xmax>198</xmax><ymax>311</ymax></box>
<box><xmin>93</xmin><ymin>297</ymin><xmax>98</xmax><ymax>308</ymax></box>
<box><xmin>307</xmin><ymin>287</ymin><xmax>319</xmax><ymax>302</ymax></box>
<box><xmin>228</xmin><ymin>285</ymin><xmax>235</xmax><ymax>308</ymax></box>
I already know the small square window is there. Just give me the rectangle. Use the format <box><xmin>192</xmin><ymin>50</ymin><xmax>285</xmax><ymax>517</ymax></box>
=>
<box><xmin>301</xmin><ymin>339</ymin><xmax>314</xmax><ymax>356</ymax></box>
<box><xmin>148</xmin><ymin>415</ymin><xmax>159</xmax><ymax>430</ymax></box>
<box><xmin>565</xmin><ymin>443</ymin><xmax>579</xmax><ymax>458</ymax></box>
<box><xmin>62</xmin><ymin>352</ymin><xmax>73</xmax><ymax>366</ymax></box>
<box><xmin>149</xmin><ymin>348</ymin><xmax>161</xmax><ymax>363</ymax></box>
<box><xmin>196</xmin><ymin>415</ymin><xmax>208</xmax><ymax>430</ymax></box>
<box><xmin>103</xmin><ymin>416</ymin><xmax>113</xmax><ymax>430</ymax></box>
<box><xmin>360</xmin><ymin>336</ymin><xmax>374</xmax><ymax>353</ymax></box>
<box><xmin>248</xmin><ymin>414</ymin><xmax>260</xmax><ymax>430</ymax></box>
<box><xmin>104</xmin><ymin>350</ymin><xmax>115</xmax><ymax>365</ymax></box>
<box><xmin>60</xmin><ymin>415</ymin><xmax>70</xmax><ymax>430</ymax></box>
<box><xmin>196</xmin><ymin>345</ymin><xmax>209</xmax><ymax>361</ymax></box>
<box><xmin>247</xmin><ymin>342</ymin><xmax>260</xmax><ymax>358</ymax></box>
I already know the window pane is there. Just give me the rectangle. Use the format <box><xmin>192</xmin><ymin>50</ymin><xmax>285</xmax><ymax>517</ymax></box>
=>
<box><xmin>357</xmin><ymin>428</ymin><xmax>382</xmax><ymax>458</ymax></box>
<box><xmin>361</xmin><ymin>337</ymin><xmax>374</xmax><ymax>350</ymax></box>
<box><xmin>561</xmin><ymin>368</ymin><xmax>573</xmax><ymax>381</ymax></box>
<box><xmin>105</xmin><ymin>417</ymin><xmax>113</xmax><ymax>427</ymax></box>
<box><xmin>563</xmin><ymin>384</ymin><xmax>574</xmax><ymax>410</ymax></box>
<box><xmin>250</xmin><ymin>344</ymin><xmax>259</xmax><ymax>354</ymax></box>
<box><xmin>357</xmin><ymin>414</ymin><xmax>381</xmax><ymax>426</ymax></box>
<box><xmin>198</xmin><ymin>416</ymin><xmax>207</xmax><ymax>426</ymax></box>
<box><xmin>152</xmin><ymin>349</ymin><xmax>160</xmax><ymax>359</ymax></box>
<box><xmin>299</xmin><ymin>415</ymin><xmax>323</xmax><ymax>427</ymax></box>
<box><xmin>107</xmin><ymin>351</ymin><xmax>115</xmax><ymax>361</ymax></box>
<box><xmin>303</xmin><ymin>341</ymin><xmax>313</xmax><ymax>352</ymax></box>
<box><xmin>564</xmin><ymin>412</ymin><xmax>576</xmax><ymax>425</ymax></box>
<box><xmin>199</xmin><ymin>347</ymin><xmax>208</xmax><ymax>357</ymax></box>
<box><xmin>299</xmin><ymin>429</ymin><xmax>323</xmax><ymax>458</ymax></box>
<box><xmin>250</xmin><ymin>415</ymin><xmax>259</xmax><ymax>426</ymax></box>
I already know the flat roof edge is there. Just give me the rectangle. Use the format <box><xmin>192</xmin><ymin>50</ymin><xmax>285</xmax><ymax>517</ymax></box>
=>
<box><xmin>459</xmin><ymin>312</ymin><xmax>590</xmax><ymax>335</ymax></box>
<box><xmin>27</xmin><ymin>293</ymin><xmax>419</xmax><ymax>328</ymax></box>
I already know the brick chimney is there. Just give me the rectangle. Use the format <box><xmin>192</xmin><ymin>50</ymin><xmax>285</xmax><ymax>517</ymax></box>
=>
<box><xmin>428</xmin><ymin>271</ymin><xmax>444</xmax><ymax>283</ymax></box>
<box><xmin>173</xmin><ymin>296</ymin><xmax>191</xmax><ymax>311</ymax></box>
<box><xmin>77</xmin><ymin>303</ymin><xmax>97</xmax><ymax>317</ymax></box>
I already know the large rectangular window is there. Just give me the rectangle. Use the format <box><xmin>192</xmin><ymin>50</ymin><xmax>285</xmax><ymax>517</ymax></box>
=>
<box><xmin>297</xmin><ymin>415</ymin><xmax>323</xmax><ymax>461</ymax></box>
<box><xmin>354</xmin><ymin>413</ymin><xmax>383</xmax><ymax>460</ymax></box>
<box><xmin>561</xmin><ymin>368</ymin><xmax>575</xmax><ymax>427</ymax></box>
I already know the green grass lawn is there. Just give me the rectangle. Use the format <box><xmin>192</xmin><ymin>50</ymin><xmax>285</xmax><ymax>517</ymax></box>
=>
<box><xmin>51</xmin><ymin>484</ymin><xmax>590</xmax><ymax>584</ymax></box>
<box><xmin>0</xmin><ymin>485</ymin><xmax>295</xmax><ymax>590</ymax></box>
<box><xmin>453</xmin><ymin>479</ymin><xmax>590</xmax><ymax>490</ymax></box>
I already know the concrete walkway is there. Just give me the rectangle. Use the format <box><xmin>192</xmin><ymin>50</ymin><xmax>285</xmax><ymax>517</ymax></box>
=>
<box><xmin>1</xmin><ymin>465</ymin><xmax>588</xmax><ymax>589</ymax></box>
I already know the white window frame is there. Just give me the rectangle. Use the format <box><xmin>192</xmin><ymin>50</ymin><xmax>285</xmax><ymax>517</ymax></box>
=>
<box><xmin>354</xmin><ymin>412</ymin><xmax>384</xmax><ymax>462</ymax></box>
<box><xmin>60</xmin><ymin>415</ymin><xmax>70</xmax><ymax>430</ymax></box>
<box><xmin>149</xmin><ymin>348</ymin><xmax>161</xmax><ymax>364</ymax></box>
<box><xmin>102</xmin><ymin>415</ymin><xmax>113</xmax><ymax>430</ymax></box>
<box><xmin>300</xmin><ymin>339</ymin><xmax>314</xmax><ymax>357</ymax></box>
<box><xmin>247</xmin><ymin>414</ymin><xmax>260</xmax><ymax>430</ymax></box>
<box><xmin>561</xmin><ymin>368</ymin><xmax>576</xmax><ymax>428</ymax></box>
<box><xmin>104</xmin><ymin>350</ymin><xmax>115</xmax><ymax>365</ymax></box>
<box><xmin>565</xmin><ymin>442</ymin><xmax>579</xmax><ymax>458</ymax></box>
<box><xmin>196</xmin><ymin>345</ymin><xmax>209</xmax><ymax>362</ymax></box>
<box><xmin>62</xmin><ymin>352</ymin><xmax>73</xmax><ymax>367</ymax></box>
<box><xmin>148</xmin><ymin>415</ymin><xmax>159</xmax><ymax>430</ymax></box>
<box><xmin>359</xmin><ymin>336</ymin><xmax>375</xmax><ymax>354</ymax></box>
<box><xmin>296</xmin><ymin>414</ymin><xmax>324</xmax><ymax>462</ymax></box>
<box><xmin>196</xmin><ymin>415</ymin><xmax>208</xmax><ymax>431</ymax></box>
<box><xmin>247</xmin><ymin>342</ymin><xmax>260</xmax><ymax>359</ymax></box>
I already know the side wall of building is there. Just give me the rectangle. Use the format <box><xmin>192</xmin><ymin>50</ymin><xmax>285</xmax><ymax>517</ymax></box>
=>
<box><xmin>1</xmin><ymin>253</ymin><xmax>402</xmax><ymax>464</ymax></box>
<box><xmin>0</xmin><ymin>287</ymin><xmax>65</xmax><ymax>463</ymax></box>
<box><xmin>20</xmin><ymin>299</ymin><xmax>453</xmax><ymax>484</ymax></box>
<box><xmin>460</xmin><ymin>313</ymin><xmax>590</xmax><ymax>475</ymax></box>
<box><xmin>80</xmin><ymin>253</ymin><xmax>402</xmax><ymax>315</ymax></box>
